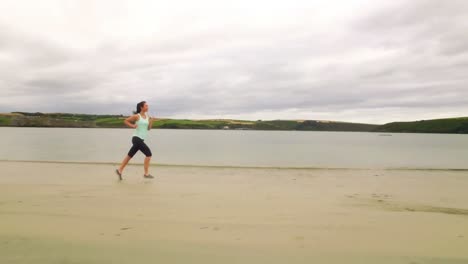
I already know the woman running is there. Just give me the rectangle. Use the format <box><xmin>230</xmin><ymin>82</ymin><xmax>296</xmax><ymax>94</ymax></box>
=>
<box><xmin>115</xmin><ymin>101</ymin><xmax>154</xmax><ymax>180</ymax></box>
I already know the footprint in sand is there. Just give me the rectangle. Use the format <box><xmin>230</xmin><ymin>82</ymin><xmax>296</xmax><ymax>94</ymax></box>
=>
<box><xmin>294</xmin><ymin>236</ymin><xmax>306</xmax><ymax>248</ymax></box>
<box><xmin>199</xmin><ymin>226</ymin><xmax>220</xmax><ymax>231</ymax></box>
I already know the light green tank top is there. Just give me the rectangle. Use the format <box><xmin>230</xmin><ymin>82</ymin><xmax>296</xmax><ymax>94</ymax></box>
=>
<box><xmin>133</xmin><ymin>113</ymin><xmax>149</xmax><ymax>140</ymax></box>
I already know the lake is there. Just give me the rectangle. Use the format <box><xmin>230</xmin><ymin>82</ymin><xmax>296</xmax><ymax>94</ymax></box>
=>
<box><xmin>0</xmin><ymin>127</ymin><xmax>467</xmax><ymax>169</ymax></box>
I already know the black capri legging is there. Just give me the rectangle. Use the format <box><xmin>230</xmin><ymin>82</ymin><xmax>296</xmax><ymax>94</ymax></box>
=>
<box><xmin>128</xmin><ymin>136</ymin><xmax>152</xmax><ymax>158</ymax></box>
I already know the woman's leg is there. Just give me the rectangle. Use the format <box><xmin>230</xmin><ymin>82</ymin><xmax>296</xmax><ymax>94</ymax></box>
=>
<box><xmin>119</xmin><ymin>137</ymin><xmax>139</xmax><ymax>174</ymax></box>
<box><xmin>144</xmin><ymin>156</ymin><xmax>151</xmax><ymax>176</ymax></box>
<box><xmin>139</xmin><ymin>140</ymin><xmax>153</xmax><ymax>176</ymax></box>
<box><xmin>118</xmin><ymin>155</ymin><xmax>132</xmax><ymax>174</ymax></box>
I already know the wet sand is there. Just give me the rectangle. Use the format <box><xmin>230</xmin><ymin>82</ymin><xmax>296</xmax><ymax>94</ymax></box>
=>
<box><xmin>1</xmin><ymin>161</ymin><xmax>467</xmax><ymax>264</ymax></box>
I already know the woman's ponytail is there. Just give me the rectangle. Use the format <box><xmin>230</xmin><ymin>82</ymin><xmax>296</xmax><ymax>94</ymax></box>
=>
<box><xmin>133</xmin><ymin>101</ymin><xmax>146</xmax><ymax>114</ymax></box>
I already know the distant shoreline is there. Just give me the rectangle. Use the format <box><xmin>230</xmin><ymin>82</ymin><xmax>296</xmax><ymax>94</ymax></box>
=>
<box><xmin>1</xmin><ymin>112</ymin><xmax>467</xmax><ymax>134</ymax></box>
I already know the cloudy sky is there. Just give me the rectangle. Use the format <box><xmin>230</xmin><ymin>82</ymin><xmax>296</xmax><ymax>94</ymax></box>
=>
<box><xmin>1</xmin><ymin>0</ymin><xmax>467</xmax><ymax>124</ymax></box>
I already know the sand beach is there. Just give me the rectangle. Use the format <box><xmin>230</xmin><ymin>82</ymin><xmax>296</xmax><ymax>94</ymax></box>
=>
<box><xmin>0</xmin><ymin>161</ymin><xmax>467</xmax><ymax>263</ymax></box>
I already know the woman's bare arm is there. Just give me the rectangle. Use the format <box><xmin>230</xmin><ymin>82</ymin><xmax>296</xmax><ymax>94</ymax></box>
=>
<box><xmin>124</xmin><ymin>114</ymin><xmax>139</xmax><ymax>128</ymax></box>
<box><xmin>148</xmin><ymin>116</ymin><xmax>156</xmax><ymax>130</ymax></box>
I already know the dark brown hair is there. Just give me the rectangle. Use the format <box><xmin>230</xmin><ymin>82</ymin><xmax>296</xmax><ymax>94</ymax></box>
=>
<box><xmin>134</xmin><ymin>101</ymin><xmax>146</xmax><ymax>114</ymax></box>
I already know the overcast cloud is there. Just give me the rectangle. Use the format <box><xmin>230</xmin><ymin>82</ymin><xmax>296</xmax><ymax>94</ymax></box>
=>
<box><xmin>0</xmin><ymin>0</ymin><xmax>467</xmax><ymax>124</ymax></box>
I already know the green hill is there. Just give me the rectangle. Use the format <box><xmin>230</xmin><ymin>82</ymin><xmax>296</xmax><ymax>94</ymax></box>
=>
<box><xmin>1</xmin><ymin>112</ymin><xmax>467</xmax><ymax>134</ymax></box>
<box><xmin>0</xmin><ymin>112</ymin><xmax>377</xmax><ymax>131</ymax></box>
<box><xmin>374</xmin><ymin>117</ymin><xmax>468</xmax><ymax>134</ymax></box>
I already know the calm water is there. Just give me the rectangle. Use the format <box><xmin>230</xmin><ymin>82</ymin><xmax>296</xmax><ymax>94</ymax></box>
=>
<box><xmin>0</xmin><ymin>127</ymin><xmax>467</xmax><ymax>169</ymax></box>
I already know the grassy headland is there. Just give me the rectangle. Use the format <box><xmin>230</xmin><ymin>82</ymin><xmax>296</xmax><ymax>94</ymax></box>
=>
<box><xmin>374</xmin><ymin>117</ymin><xmax>468</xmax><ymax>134</ymax></box>
<box><xmin>0</xmin><ymin>112</ymin><xmax>376</xmax><ymax>131</ymax></box>
<box><xmin>0</xmin><ymin>112</ymin><xmax>467</xmax><ymax>133</ymax></box>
